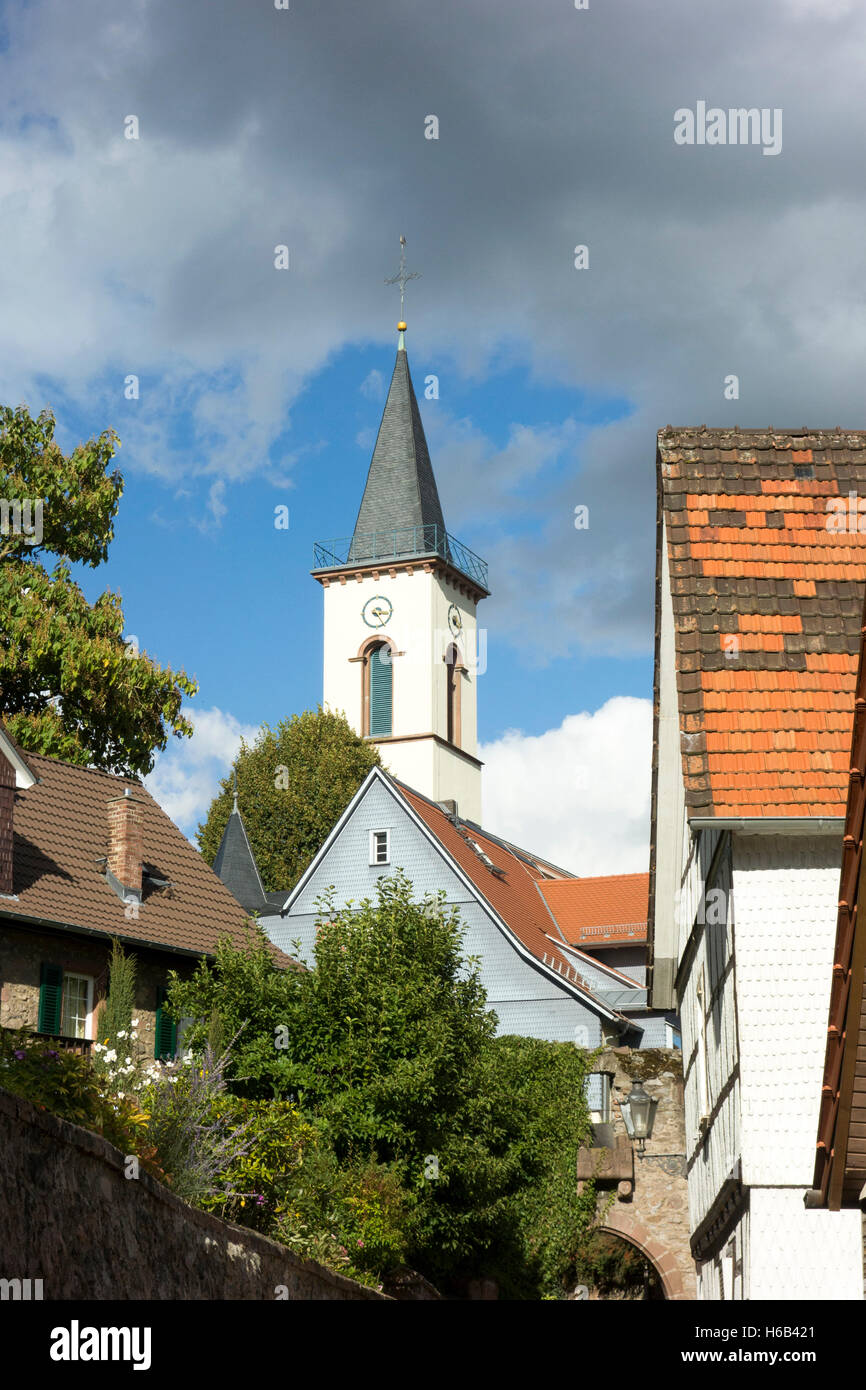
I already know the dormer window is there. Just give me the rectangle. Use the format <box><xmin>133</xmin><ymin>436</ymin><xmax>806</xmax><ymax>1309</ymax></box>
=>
<box><xmin>369</xmin><ymin>829</ymin><xmax>390</xmax><ymax>866</ymax></box>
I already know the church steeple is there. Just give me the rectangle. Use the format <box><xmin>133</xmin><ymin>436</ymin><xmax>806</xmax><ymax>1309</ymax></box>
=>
<box><xmin>311</xmin><ymin>253</ymin><xmax>488</xmax><ymax>823</ymax></box>
<box><xmin>349</xmin><ymin>328</ymin><xmax>446</xmax><ymax>562</ymax></box>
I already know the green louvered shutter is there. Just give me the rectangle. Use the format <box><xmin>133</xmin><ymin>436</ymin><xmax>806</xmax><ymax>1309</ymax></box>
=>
<box><xmin>38</xmin><ymin>963</ymin><xmax>63</xmax><ymax>1035</ymax></box>
<box><xmin>369</xmin><ymin>644</ymin><xmax>392</xmax><ymax>737</ymax></box>
<box><xmin>154</xmin><ymin>986</ymin><xmax>177</xmax><ymax>1061</ymax></box>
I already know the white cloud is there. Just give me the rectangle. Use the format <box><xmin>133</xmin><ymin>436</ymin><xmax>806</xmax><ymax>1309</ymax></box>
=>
<box><xmin>360</xmin><ymin>368</ymin><xmax>385</xmax><ymax>400</ymax></box>
<box><xmin>479</xmin><ymin>697</ymin><xmax>652</xmax><ymax>876</ymax></box>
<box><xmin>145</xmin><ymin>705</ymin><xmax>259</xmax><ymax>840</ymax></box>
<box><xmin>207</xmin><ymin>479</ymin><xmax>227</xmax><ymax>526</ymax></box>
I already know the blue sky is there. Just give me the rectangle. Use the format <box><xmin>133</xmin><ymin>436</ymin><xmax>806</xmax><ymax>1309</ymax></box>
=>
<box><xmin>2</xmin><ymin>0</ymin><xmax>862</xmax><ymax>870</ymax></box>
<box><xmin>60</xmin><ymin>342</ymin><xmax>645</xmax><ymax>745</ymax></box>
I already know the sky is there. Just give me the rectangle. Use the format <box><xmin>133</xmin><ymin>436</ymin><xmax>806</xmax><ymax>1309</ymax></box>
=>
<box><xmin>1</xmin><ymin>0</ymin><xmax>864</xmax><ymax>874</ymax></box>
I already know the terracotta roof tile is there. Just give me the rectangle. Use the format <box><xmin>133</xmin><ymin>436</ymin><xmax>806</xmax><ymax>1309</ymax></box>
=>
<box><xmin>537</xmin><ymin>873</ymin><xmax>649</xmax><ymax>947</ymax></box>
<box><xmin>658</xmin><ymin>427</ymin><xmax>866</xmax><ymax>818</ymax></box>
<box><xmin>397</xmin><ymin>785</ymin><xmax>586</xmax><ymax>982</ymax></box>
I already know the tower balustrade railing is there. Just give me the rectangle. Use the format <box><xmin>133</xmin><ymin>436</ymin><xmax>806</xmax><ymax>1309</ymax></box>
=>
<box><xmin>313</xmin><ymin>524</ymin><xmax>488</xmax><ymax>590</ymax></box>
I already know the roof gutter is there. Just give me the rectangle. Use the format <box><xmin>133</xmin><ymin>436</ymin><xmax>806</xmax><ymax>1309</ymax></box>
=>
<box><xmin>689</xmin><ymin>816</ymin><xmax>844</xmax><ymax>836</ymax></box>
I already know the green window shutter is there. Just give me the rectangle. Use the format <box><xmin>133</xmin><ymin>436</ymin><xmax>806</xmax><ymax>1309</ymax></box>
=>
<box><xmin>38</xmin><ymin>963</ymin><xmax>63</xmax><ymax>1035</ymax></box>
<box><xmin>154</xmin><ymin>985</ymin><xmax>177</xmax><ymax>1061</ymax></box>
<box><xmin>369</xmin><ymin>644</ymin><xmax>392</xmax><ymax>737</ymax></box>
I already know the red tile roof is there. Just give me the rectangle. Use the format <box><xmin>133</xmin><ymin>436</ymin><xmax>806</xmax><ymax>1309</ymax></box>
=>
<box><xmin>2</xmin><ymin>744</ymin><xmax>287</xmax><ymax>961</ymax></box>
<box><xmin>538</xmin><ymin>873</ymin><xmax>649</xmax><ymax>947</ymax></box>
<box><xmin>397</xmin><ymin>782</ymin><xmax>625</xmax><ymax>1009</ymax></box>
<box><xmin>657</xmin><ymin>428</ymin><xmax>866</xmax><ymax>818</ymax></box>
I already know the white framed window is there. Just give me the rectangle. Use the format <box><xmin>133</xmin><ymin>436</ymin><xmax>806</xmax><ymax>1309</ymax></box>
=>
<box><xmin>60</xmin><ymin>973</ymin><xmax>94</xmax><ymax>1040</ymax></box>
<box><xmin>369</xmin><ymin>829</ymin><xmax>390</xmax><ymax>866</ymax></box>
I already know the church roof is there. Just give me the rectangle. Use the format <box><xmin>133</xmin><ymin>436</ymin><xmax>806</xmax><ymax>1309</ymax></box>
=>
<box><xmin>348</xmin><ymin>339</ymin><xmax>446</xmax><ymax>561</ymax></box>
<box><xmin>212</xmin><ymin>798</ymin><xmax>269</xmax><ymax>916</ymax></box>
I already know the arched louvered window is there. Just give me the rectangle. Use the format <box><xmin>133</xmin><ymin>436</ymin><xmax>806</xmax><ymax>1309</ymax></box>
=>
<box><xmin>367</xmin><ymin>641</ymin><xmax>392</xmax><ymax>738</ymax></box>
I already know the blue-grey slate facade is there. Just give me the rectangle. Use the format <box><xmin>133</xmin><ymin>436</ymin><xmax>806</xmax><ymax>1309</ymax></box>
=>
<box><xmin>260</xmin><ymin>773</ymin><xmax>670</xmax><ymax>1049</ymax></box>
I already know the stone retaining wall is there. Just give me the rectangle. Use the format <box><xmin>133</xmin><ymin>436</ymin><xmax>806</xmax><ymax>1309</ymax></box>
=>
<box><xmin>0</xmin><ymin>1086</ymin><xmax>385</xmax><ymax>1300</ymax></box>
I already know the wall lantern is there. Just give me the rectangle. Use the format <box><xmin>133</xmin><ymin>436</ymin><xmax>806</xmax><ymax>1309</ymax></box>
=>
<box><xmin>619</xmin><ymin>1081</ymin><xmax>659</xmax><ymax>1155</ymax></box>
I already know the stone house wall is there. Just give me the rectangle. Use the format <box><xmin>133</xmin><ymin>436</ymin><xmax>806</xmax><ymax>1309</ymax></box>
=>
<box><xmin>0</xmin><ymin>920</ymin><xmax>197</xmax><ymax>1062</ymax></box>
<box><xmin>0</xmin><ymin>1085</ymin><xmax>385</xmax><ymax>1301</ymax></box>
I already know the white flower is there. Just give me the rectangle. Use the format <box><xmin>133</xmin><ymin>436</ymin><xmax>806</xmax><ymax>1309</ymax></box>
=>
<box><xmin>105</xmin><ymin>1049</ymin><xmax>117</xmax><ymax>1063</ymax></box>
<box><xmin>117</xmin><ymin>1092</ymin><xmax>125</xmax><ymax>1100</ymax></box>
<box><xmin>124</xmin><ymin>1057</ymin><xmax>132</xmax><ymax>1065</ymax></box>
<box><xmin>93</xmin><ymin>1043</ymin><xmax>104</xmax><ymax>1053</ymax></box>
<box><xmin>131</xmin><ymin>1019</ymin><xmax>139</xmax><ymax>1027</ymax></box>
<box><xmin>117</xmin><ymin>1030</ymin><xmax>127</xmax><ymax>1040</ymax></box>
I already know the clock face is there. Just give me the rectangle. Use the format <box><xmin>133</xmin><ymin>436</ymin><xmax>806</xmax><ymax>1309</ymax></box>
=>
<box><xmin>362</xmin><ymin>595</ymin><xmax>393</xmax><ymax>629</ymax></box>
<box><xmin>447</xmin><ymin>604</ymin><xmax>463</xmax><ymax>638</ymax></box>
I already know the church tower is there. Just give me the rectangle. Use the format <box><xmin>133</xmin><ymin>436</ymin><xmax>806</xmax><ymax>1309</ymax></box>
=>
<box><xmin>312</xmin><ymin>317</ymin><xmax>488</xmax><ymax>823</ymax></box>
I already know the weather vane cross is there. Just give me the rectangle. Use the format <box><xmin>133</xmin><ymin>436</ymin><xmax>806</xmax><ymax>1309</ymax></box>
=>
<box><xmin>384</xmin><ymin>235</ymin><xmax>421</xmax><ymax>320</ymax></box>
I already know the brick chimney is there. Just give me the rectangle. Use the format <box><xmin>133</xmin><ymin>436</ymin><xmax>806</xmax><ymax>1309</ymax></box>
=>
<box><xmin>107</xmin><ymin>788</ymin><xmax>144</xmax><ymax>901</ymax></box>
<box><xmin>0</xmin><ymin>750</ymin><xmax>15</xmax><ymax>896</ymax></box>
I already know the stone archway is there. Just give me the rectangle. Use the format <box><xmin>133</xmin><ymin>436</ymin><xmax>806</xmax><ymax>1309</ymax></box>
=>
<box><xmin>601</xmin><ymin>1208</ymin><xmax>688</xmax><ymax>1300</ymax></box>
<box><xmin>578</xmin><ymin>1047</ymin><xmax>696</xmax><ymax>1300</ymax></box>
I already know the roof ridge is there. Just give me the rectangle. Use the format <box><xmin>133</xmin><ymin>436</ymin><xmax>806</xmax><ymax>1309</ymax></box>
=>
<box><xmin>24</xmin><ymin>748</ymin><xmax>141</xmax><ymax>785</ymax></box>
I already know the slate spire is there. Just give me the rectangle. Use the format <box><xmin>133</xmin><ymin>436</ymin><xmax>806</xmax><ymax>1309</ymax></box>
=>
<box><xmin>349</xmin><ymin>327</ymin><xmax>447</xmax><ymax>561</ymax></box>
<box><xmin>212</xmin><ymin>777</ymin><xmax>268</xmax><ymax>916</ymax></box>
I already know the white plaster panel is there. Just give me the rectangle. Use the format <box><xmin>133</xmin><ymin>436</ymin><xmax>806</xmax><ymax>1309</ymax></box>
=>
<box><xmin>748</xmin><ymin>1189</ymin><xmax>862</xmax><ymax>1300</ymax></box>
<box><xmin>732</xmin><ymin>834</ymin><xmax>842</xmax><ymax>1186</ymax></box>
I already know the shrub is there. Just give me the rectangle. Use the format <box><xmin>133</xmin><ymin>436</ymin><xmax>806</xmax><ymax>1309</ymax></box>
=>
<box><xmin>0</xmin><ymin>1027</ymin><xmax>157</xmax><ymax>1174</ymax></box>
<box><xmin>198</xmin><ymin>1095</ymin><xmax>321</xmax><ymax>1233</ymax></box>
<box><xmin>140</xmin><ymin>1040</ymin><xmax>255</xmax><ymax>1205</ymax></box>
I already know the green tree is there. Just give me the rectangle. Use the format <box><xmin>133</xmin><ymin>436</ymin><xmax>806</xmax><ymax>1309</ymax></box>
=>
<box><xmin>166</xmin><ymin>925</ymin><xmax>301</xmax><ymax>1098</ymax></box>
<box><xmin>480</xmin><ymin>1034</ymin><xmax>599</xmax><ymax>1297</ymax></box>
<box><xmin>196</xmin><ymin>708</ymin><xmax>381</xmax><ymax>892</ymax></box>
<box><xmin>0</xmin><ymin>404</ymin><xmax>196</xmax><ymax>774</ymax></box>
<box><xmin>96</xmin><ymin>938</ymin><xmax>137</xmax><ymax>1062</ymax></box>
<box><xmin>165</xmin><ymin>873</ymin><xmax>599</xmax><ymax>1295</ymax></box>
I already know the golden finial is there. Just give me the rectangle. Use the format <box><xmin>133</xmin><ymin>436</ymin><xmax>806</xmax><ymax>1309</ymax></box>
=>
<box><xmin>397</xmin><ymin>320</ymin><xmax>407</xmax><ymax>332</ymax></box>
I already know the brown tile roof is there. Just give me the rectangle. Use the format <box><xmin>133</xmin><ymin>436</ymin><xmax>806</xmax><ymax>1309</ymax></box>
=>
<box><xmin>396</xmin><ymin>781</ymin><xmax>628</xmax><ymax>1014</ymax></box>
<box><xmin>2</xmin><ymin>746</ymin><xmax>287</xmax><ymax>961</ymax></box>
<box><xmin>538</xmin><ymin>873</ymin><xmax>649</xmax><ymax>947</ymax></box>
<box><xmin>657</xmin><ymin>427</ymin><xmax>866</xmax><ymax>818</ymax></box>
<box><xmin>813</xmin><ymin>599</ymin><xmax>866</xmax><ymax>1209</ymax></box>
